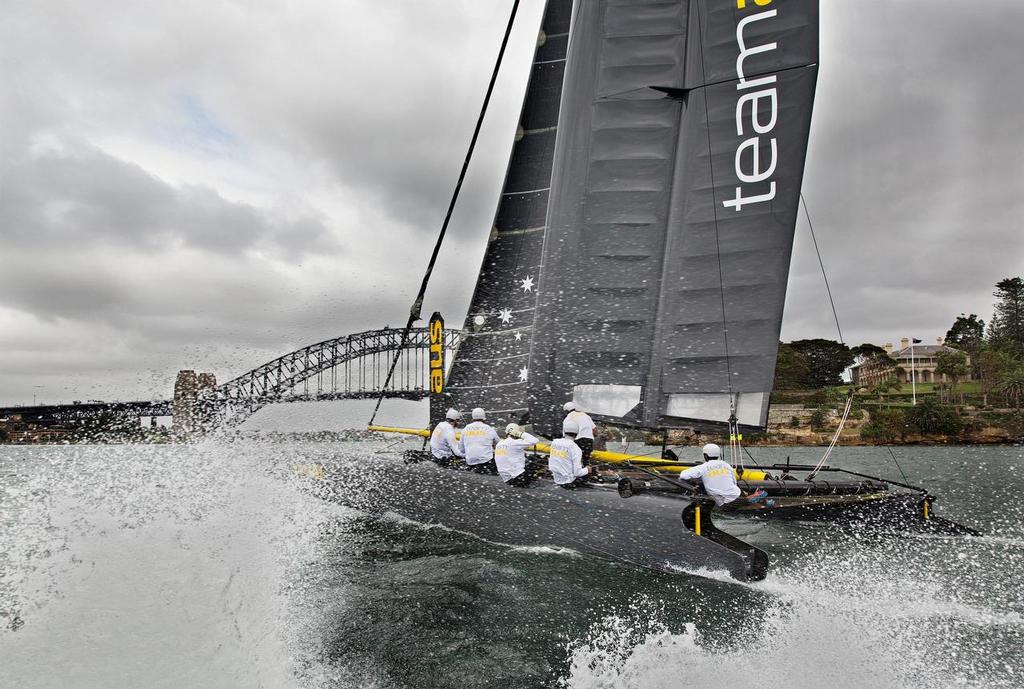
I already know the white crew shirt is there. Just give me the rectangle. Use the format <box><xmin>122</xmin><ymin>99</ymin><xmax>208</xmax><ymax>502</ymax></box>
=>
<box><xmin>680</xmin><ymin>459</ymin><xmax>742</xmax><ymax>506</ymax></box>
<box><xmin>458</xmin><ymin>420</ymin><xmax>500</xmax><ymax>465</ymax></box>
<box><xmin>548</xmin><ymin>437</ymin><xmax>588</xmax><ymax>485</ymax></box>
<box><xmin>429</xmin><ymin>421</ymin><xmax>463</xmax><ymax>460</ymax></box>
<box><xmin>494</xmin><ymin>432</ymin><xmax>539</xmax><ymax>482</ymax></box>
<box><xmin>565</xmin><ymin>411</ymin><xmax>595</xmax><ymax>440</ymax></box>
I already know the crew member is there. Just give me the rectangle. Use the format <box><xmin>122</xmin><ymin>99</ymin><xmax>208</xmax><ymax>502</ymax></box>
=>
<box><xmin>562</xmin><ymin>401</ymin><xmax>596</xmax><ymax>466</ymax></box>
<box><xmin>429</xmin><ymin>408</ymin><xmax>464</xmax><ymax>466</ymax></box>
<box><xmin>679</xmin><ymin>443</ymin><xmax>768</xmax><ymax>508</ymax></box>
<box><xmin>494</xmin><ymin>423</ymin><xmax>542</xmax><ymax>487</ymax></box>
<box><xmin>549</xmin><ymin>418</ymin><xmax>591</xmax><ymax>489</ymax></box>
<box><xmin>458</xmin><ymin>407</ymin><xmax>500</xmax><ymax>474</ymax></box>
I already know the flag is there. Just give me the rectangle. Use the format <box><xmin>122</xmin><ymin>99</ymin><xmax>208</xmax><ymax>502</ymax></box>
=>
<box><xmin>912</xmin><ymin>338</ymin><xmax>922</xmax><ymax>344</ymax></box>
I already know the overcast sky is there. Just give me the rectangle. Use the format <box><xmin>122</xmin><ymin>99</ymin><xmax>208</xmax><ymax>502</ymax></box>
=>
<box><xmin>1</xmin><ymin>1</ymin><xmax>1022</xmax><ymax>406</ymax></box>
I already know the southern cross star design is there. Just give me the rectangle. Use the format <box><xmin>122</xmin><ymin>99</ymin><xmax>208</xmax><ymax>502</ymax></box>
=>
<box><xmin>513</xmin><ymin>331</ymin><xmax>523</xmax><ymax>341</ymax></box>
<box><xmin>520</xmin><ymin>275</ymin><xmax>534</xmax><ymax>293</ymax></box>
<box><xmin>498</xmin><ymin>308</ymin><xmax>513</xmax><ymax>324</ymax></box>
<box><xmin>518</xmin><ymin>367</ymin><xmax>528</xmax><ymax>382</ymax></box>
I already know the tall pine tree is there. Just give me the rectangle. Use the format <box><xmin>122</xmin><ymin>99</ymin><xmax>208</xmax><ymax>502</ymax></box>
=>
<box><xmin>989</xmin><ymin>277</ymin><xmax>1024</xmax><ymax>360</ymax></box>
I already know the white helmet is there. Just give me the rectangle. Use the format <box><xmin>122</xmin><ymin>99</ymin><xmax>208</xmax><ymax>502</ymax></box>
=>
<box><xmin>472</xmin><ymin>407</ymin><xmax>486</xmax><ymax>420</ymax></box>
<box><xmin>701</xmin><ymin>443</ymin><xmax>722</xmax><ymax>460</ymax></box>
<box><xmin>445</xmin><ymin>408</ymin><xmax>461</xmax><ymax>421</ymax></box>
<box><xmin>562</xmin><ymin>418</ymin><xmax>579</xmax><ymax>436</ymax></box>
<box><xmin>505</xmin><ymin>423</ymin><xmax>521</xmax><ymax>437</ymax></box>
<box><xmin>562</xmin><ymin>401</ymin><xmax>576</xmax><ymax>412</ymax></box>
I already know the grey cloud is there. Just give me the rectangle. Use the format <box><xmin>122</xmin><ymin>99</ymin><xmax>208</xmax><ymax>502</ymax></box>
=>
<box><xmin>1</xmin><ymin>146</ymin><xmax>338</xmax><ymax>258</ymax></box>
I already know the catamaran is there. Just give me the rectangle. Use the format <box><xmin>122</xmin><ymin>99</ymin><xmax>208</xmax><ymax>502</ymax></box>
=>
<box><xmin>349</xmin><ymin>0</ymin><xmax>975</xmax><ymax>582</ymax></box>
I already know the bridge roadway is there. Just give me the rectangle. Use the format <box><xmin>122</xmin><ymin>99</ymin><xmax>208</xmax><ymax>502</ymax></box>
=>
<box><xmin>0</xmin><ymin>400</ymin><xmax>173</xmax><ymax>423</ymax></box>
<box><xmin>2</xmin><ymin>326</ymin><xmax>461</xmax><ymax>429</ymax></box>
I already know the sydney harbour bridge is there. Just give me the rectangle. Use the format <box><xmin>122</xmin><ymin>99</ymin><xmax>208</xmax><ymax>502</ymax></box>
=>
<box><xmin>1</xmin><ymin>326</ymin><xmax>462</xmax><ymax>434</ymax></box>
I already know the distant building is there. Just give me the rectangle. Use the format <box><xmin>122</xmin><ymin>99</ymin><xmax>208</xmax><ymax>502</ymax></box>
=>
<box><xmin>851</xmin><ymin>337</ymin><xmax>969</xmax><ymax>387</ymax></box>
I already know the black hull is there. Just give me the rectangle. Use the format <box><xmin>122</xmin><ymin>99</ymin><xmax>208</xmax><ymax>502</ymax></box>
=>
<box><xmin>726</xmin><ymin>493</ymin><xmax>978</xmax><ymax>535</ymax></box>
<box><xmin>312</xmin><ymin>455</ymin><xmax>769</xmax><ymax>582</ymax></box>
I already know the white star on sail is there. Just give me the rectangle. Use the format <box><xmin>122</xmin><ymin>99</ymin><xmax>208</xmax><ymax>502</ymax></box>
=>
<box><xmin>518</xmin><ymin>367</ymin><xmax>528</xmax><ymax>382</ymax></box>
<box><xmin>514</xmin><ymin>331</ymin><xmax>523</xmax><ymax>341</ymax></box>
<box><xmin>520</xmin><ymin>275</ymin><xmax>534</xmax><ymax>293</ymax></box>
<box><xmin>498</xmin><ymin>308</ymin><xmax>513</xmax><ymax>324</ymax></box>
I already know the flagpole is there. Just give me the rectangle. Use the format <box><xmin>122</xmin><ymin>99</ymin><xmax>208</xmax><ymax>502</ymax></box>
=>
<box><xmin>910</xmin><ymin>338</ymin><xmax>917</xmax><ymax>406</ymax></box>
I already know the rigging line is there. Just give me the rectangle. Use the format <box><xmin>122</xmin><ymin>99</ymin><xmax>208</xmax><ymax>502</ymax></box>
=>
<box><xmin>740</xmin><ymin>444</ymin><xmax>764</xmax><ymax>470</ymax></box>
<box><xmin>694</xmin><ymin>0</ymin><xmax>734</xmax><ymax>398</ymax></box>
<box><xmin>800</xmin><ymin>193</ymin><xmax>845</xmax><ymax>344</ymax></box>
<box><xmin>886</xmin><ymin>446</ymin><xmax>912</xmax><ymax>487</ymax></box>
<box><xmin>369</xmin><ymin>0</ymin><xmax>523</xmax><ymax>425</ymax></box>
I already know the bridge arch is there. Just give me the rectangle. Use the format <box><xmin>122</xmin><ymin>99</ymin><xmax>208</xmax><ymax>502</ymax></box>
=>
<box><xmin>203</xmin><ymin>326</ymin><xmax>462</xmax><ymax>427</ymax></box>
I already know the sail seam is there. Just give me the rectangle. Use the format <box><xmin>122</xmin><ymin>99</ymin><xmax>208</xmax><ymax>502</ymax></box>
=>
<box><xmin>494</xmin><ymin>226</ymin><xmax>546</xmax><ymax>236</ymax></box>
<box><xmin>503</xmin><ymin>186</ymin><xmax>551</xmax><ymax>196</ymax></box>
<box><xmin>455</xmin><ymin>353</ymin><xmax>529</xmax><ymax>363</ymax></box>
<box><xmin>447</xmin><ymin>381</ymin><xmax>526</xmax><ymax>390</ymax></box>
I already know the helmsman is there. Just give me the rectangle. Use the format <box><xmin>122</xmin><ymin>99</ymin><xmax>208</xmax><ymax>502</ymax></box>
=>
<box><xmin>548</xmin><ymin>418</ymin><xmax>591</xmax><ymax>489</ymax></box>
<box><xmin>494</xmin><ymin>423</ymin><xmax>541</xmax><ymax>487</ymax></box>
<box><xmin>458</xmin><ymin>407</ymin><xmax>500</xmax><ymax>474</ymax></box>
<box><xmin>429</xmin><ymin>408</ymin><xmax>464</xmax><ymax>466</ymax></box>
<box><xmin>562</xmin><ymin>401</ymin><xmax>596</xmax><ymax>466</ymax></box>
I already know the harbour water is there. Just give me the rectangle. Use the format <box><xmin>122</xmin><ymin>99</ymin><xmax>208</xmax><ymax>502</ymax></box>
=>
<box><xmin>2</xmin><ymin>441</ymin><xmax>1022</xmax><ymax>688</ymax></box>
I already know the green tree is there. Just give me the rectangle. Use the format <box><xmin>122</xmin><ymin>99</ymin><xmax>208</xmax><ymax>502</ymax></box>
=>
<box><xmin>935</xmin><ymin>350</ymin><xmax>970</xmax><ymax>401</ymax></box>
<box><xmin>773</xmin><ymin>343</ymin><xmax>813</xmax><ymax>389</ymax></box>
<box><xmin>808</xmin><ymin>408</ymin><xmax>827</xmax><ymax>430</ymax></box>
<box><xmin>945</xmin><ymin>313</ymin><xmax>985</xmax><ymax>354</ymax></box>
<box><xmin>977</xmin><ymin>349</ymin><xmax>1015</xmax><ymax>406</ymax></box>
<box><xmin>996</xmin><ymin>367</ymin><xmax>1024</xmax><ymax>409</ymax></box>
<box><xmin>869</xmin><ymin>377</ymin><xmax>901</xmax><ymax>401</ymax></box>
<box><xmin>851</xmin><ymin>343</ymin><xmax>886</xmax><ymax>362</ymax></box>
<box><xmin>904</xmin><ymin>399</ymin><xmax>964</xmax><ymax>436</ymax></box>
<box><xmin>789</xmin><ymin>339</ymin><xmax>854</xmax><ymax>388</ymax></box>
<box><xmin>989</xmin><ymin>277</ymin><xmax>1024</xmax><ymax>359</ymax></box>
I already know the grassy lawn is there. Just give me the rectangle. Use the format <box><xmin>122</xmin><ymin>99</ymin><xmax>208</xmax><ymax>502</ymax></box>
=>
<box><xmin>836</xmin><ymin>381</ymin><xmax>982</xmax><ymax>395</ymax></box>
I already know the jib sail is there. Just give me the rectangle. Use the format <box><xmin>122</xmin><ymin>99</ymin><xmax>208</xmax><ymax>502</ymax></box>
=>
<box><xmin>443</xmin><ymin>0</ymin><xmax>574</xmax><ymax>426</ymax></box>
<box><xmin>527</xmin><ymin>0</ymin><xmax>818</xmax><ymax>436</ymax></box>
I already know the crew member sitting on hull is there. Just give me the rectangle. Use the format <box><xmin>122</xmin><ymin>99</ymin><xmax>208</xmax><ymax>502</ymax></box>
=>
<box><xmin>562</xmin><ymin>402</ymin><xmax>596</xmax><ymax>466</ymax></box>
<box><xmin>458</xmin><ymin>407</ymin><xmax>500</xmax><ymax>474</ymax></box>
<box><xmin>430</xmin><ymin>408</ymin><xmax>465</xmax><ymax>467</ymax></box>
<box><xmin>549</xmin><ymin>419</ymin><xmax>592</xmax><ymax>489</ymax></box>
<box><xmin>679</xmin><ymin>443</ymin><xmax>768</xmax><ymax>508</ymax></box>
<box><xmin>494</xmin><ymin>423</ymin><xmax>542</xmax><ymax>487</ymax></box>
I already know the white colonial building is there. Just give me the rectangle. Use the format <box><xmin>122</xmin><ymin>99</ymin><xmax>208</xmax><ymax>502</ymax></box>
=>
<box><xmin>851</xmin><ymin>337</ymin><xmax>969</xmax><ymax>386</ymax></box>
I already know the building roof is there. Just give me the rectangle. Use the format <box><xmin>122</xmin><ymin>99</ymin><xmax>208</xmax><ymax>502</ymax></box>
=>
<box><xmin>892</xmin><ymin>344</ymin><xmax>961</xmax><ymax>358</ymax></box>
<box><xmin>849</xmin><ymin>342</ymin><xmax>965</xmax><ymax>370</ymax></box>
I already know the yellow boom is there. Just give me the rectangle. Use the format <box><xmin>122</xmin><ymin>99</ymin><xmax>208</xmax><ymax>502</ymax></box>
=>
<box><xmin>367</xmin><ymin>425</ymin><xmax>766</xmax><ymax>480</ymax></box>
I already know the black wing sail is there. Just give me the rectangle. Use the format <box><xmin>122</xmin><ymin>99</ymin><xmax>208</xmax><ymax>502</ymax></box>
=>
<box><xmin>443</xmin><ymin>0</ymin><xmax>574</xmax><ymax>425</ymax></box>
<box><xmin>528</xmin><ymin>0</ymin><xmax>818</xmax><ymax>437</ymax></box>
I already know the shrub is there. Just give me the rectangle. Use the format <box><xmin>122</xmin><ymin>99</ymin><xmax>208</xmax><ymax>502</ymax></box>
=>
<box><xmin>903</xmin><ymin>399</ymin><xmax>964</xmax><ymax>436</ymax></box>
<box><xmin>860</xmin><ymin>407</ymin><xmax>907</xmax><ymax>442</ymax></box>
<box><xmin>809</xmin><ymin>409</ymin><xmax>827</xmax><ymax>430</ymax></box>
<box><xmin>788</xmin><ymin>415</ymin><xmax>800</xmax><ymax>428</ymax></box>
